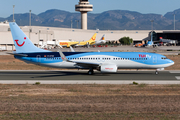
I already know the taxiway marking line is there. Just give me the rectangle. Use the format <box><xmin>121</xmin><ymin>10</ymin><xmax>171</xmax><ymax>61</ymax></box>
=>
<box><xmin>175</xmin><ymin>76</ymin><xmax>180</xmax><ymax>80</ymax></box>
<box><xmin>0</xmin><ymin>74</ymin><xmax>57</xmax><ymax>75</ymax></box>
<box><xmin>169</xmin><ymin>71</ymin><xmax>180</xmax><ymax>73</ymax></box>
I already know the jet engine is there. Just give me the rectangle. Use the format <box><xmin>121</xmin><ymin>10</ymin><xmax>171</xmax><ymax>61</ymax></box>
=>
<box><xmin>98</xmin><ymin>64</ymin><xmax>117</xmax><ymax>73</ymax></box>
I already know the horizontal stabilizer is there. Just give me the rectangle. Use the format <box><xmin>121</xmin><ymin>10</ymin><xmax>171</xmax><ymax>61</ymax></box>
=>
<box><xmin>7</xmin><ymin>52</ymin><xmax>28</xmax><ymax>57</ymax></box>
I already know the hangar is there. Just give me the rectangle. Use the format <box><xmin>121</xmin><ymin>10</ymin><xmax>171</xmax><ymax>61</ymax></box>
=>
<box><xmin>153</xmin><ymin>30</ymin><xmax>180</xmax><ymax>42</ymax></box>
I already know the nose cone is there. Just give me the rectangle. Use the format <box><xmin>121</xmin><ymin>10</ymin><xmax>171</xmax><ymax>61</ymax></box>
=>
<box><xmin>102</xmin><ymin>41</ymin><xmax>106</xmax><ymax>44</ymax></box>
<box><xmin>168</xmin><ymin>59</ymin><xmax>174</xmax><ymax>66</ymax></box>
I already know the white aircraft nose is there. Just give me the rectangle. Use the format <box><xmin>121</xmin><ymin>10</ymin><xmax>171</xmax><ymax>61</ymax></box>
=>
<box><xmin>169</xmin><ymin>60</ymin><xmax>174</xmax><ymax>65</ymax></box>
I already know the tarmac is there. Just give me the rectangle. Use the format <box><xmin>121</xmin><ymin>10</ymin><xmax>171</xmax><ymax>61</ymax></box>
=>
<box><xmin>0</xmin><ymin>70</ymin><xmax>179</xmax><ymax>84</ymax></box>
<box><xmin>0</xmin><ymin>46</ymin><xmax>179</xmax><ymax>84</ymax></box>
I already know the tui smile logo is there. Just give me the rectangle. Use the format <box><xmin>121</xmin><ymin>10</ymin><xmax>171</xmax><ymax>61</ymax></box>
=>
<box><xmin>15</xmin><ymin>37</ymin><xmax>26</xmax><ymax>47</ymax></box>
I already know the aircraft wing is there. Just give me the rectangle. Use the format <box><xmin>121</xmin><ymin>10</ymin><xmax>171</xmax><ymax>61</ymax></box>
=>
<box><xmin>58</xmin><ymin>49</ymin><xmax>100</xmax><ymax>68</ymax></box>
<box><xmin>74</xmin><ymin>61</ymin><xmax>100</xmax><ymax>68</ymax></box>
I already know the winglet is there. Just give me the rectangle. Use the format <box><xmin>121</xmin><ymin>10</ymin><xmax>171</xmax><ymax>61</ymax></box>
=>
<box><xmin>58</xmin><ymin>49</ymin><xmax>68</xmax><ymax>61</ymax></box>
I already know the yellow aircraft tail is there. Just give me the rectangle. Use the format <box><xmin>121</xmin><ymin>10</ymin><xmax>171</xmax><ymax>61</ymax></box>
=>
<box><xmin>86</xmin><ymin>33</ymin><xmax>97</xmax><ymax>43</ymax></box>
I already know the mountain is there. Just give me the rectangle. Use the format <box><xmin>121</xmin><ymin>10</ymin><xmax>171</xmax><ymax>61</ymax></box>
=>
<box><xmin>93</xmin><ymin>10</ymin><xmax>172</xmax><ymax>30</ymax></box>
<box><xmin>6</xmin><ymin>13</ymin><xmax>43</xmax><ymax>26</ymax></box>
<box><xmin>164</xmin><ymin>8</ymin><xmax>180</xmax><ymax>20</ymax></box>
<box><xmin>1</xmin><ymin>9</ymin><xmax>180</xmax><ymax>30</ymax></box>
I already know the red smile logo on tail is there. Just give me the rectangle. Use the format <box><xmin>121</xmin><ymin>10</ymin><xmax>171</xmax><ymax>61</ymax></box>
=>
<box><xmin>92</xmin><ymin>36</ymin><xmax>96</xmax><ymax>41</ymax></box>
<box><xmin>15</xmin><ymin>37</ymin><xmax>26</xmax><ymax>47</ymax></box>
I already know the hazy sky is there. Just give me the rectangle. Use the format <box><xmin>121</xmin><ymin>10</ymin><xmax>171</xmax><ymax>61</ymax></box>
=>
<box><xmin>0</xmin><ymin>0</ymin><xmax>179</xmax><ymax>17</ymax></box>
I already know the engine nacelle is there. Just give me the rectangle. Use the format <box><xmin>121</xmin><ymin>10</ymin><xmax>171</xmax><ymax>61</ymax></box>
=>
<box><xmin>100</xmin><ymin>64</ymin><xmax>117</xmax><ymax>73</ymax></box>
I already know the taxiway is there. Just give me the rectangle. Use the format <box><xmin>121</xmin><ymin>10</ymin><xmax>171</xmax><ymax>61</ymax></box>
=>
<box><xmin>0</xmin><ymin>70</ymin><xmax>179</xmax><ymax>84</ymax></box>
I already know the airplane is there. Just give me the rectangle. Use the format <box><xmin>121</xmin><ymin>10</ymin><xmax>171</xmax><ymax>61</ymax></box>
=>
<box><xmin>59</xmin><ymin>41</ymin><xmax>79</xmax><ymax>48</ymax></box>
<box><xmin>159</xmin><ymin>37</ymin><xmax>178</xmax><ymax>46</ymax></box>
<box><xmin>90</xmin><ymin>34</ymin><xmax>106</xmax><ymax>45</ymax></box>
<box><xmin>59</xmin><ymin>33</ymin><xmax>97</xmax><ymax>48</ymax></box>
<box><xmin>146</xmin><ymin>31</ymin><xmax>157</xmax><ymax>47</ymax></box>
<box><xmin>9</xmin><ymin>22</ymin><xmax>174</xmax><ymax>75</ymax></box>
<box><xmin>75</xmin><ymin>33</ymin><xmax>97</xmax><ymax>47</ymax></box>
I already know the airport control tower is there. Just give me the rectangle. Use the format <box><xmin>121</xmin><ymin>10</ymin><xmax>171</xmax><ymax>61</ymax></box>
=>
<box><xmin>75</xmin><ymin>0</ymin><xmax>93</xmax><ymax>30</ymax></box>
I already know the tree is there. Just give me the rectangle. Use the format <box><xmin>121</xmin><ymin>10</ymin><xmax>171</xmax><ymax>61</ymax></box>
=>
<box><xmin>119</xmin><ymin>37</ymin><xmax>133</xmax><ymax>45</ymax></box>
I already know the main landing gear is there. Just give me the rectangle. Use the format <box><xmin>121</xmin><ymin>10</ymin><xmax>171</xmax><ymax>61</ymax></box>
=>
<box><xmin>88</xmin><ymin>69</ymin><xmax>94</xmax><ymax>75</ymax></box>
<box><xmin>155</xmin><ymin>71</ymin><xmax>159</xmax><ymax>75</ymax></box>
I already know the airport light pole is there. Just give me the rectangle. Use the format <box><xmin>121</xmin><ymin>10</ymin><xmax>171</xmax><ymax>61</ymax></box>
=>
<box><xmin>38</xmin><ymin>30</ymin><xmax>41</xmax><ymax>47</ymax></box>
<box><xmin>174</xmin><ymin>14</ymin><xmax>176</xmax><ymax>30</ymax></box>
<box><xmin>13</xmin><ymin>5</ymin><xmax>15</xmax><ymax>22</ymax></box>
<box><xmin>71</xmin><ymin>20</ymin><xmax>73</xmax><ymax>29</ymax></box>
<box><xmin>47</xmin><ymin>28</ymin><xmax>49</xmax><ymax>42</ymax></box>
<box><xmin>75</xmin><ymin>20</ymin><xmax>79</xmax><ymax>29</ymax></box>
<box><xmin>151</xmin><ymin>20</ymin><xmax>154</xmax><ymax>31</ymax></box>
<box><xmin>29</xmin><ymin>10</ymin><xmax>31</xmax><ymax>39</ymax></box>
<box><xmin>29</xmin><ymin>10</ymin><xmax>31</xmax><ymax>27</ymax></box>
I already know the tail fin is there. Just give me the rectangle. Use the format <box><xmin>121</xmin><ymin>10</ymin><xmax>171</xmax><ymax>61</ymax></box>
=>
<box><xmin>151</xmin><ymin>31</ymin><xmax>153</xmax><ymax>42</ymax></box>
<box><xmin>9</xmin><ymin>22</ymin><xmax>49</xmax><ymax>53</ymax></box>
<box><xmin>87</xmin><ymin>33</ymin><xmax>97</xmax><ymax>42</ymax></box>
<box><xmin>100</xmin><ymin>34</ymin><xmax>105</xmax><ymax>40</ymax></box>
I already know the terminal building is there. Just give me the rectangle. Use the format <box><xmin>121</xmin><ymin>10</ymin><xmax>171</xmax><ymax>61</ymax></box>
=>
<box><xmin>0</xmin><ymin>0</ymin><xmax>179</xmax><ymax>50</ymax></box>
<box><xmin>0</xmin><ymin>21</ymin><xmax>180</xmax><ymax>50</ymax></box>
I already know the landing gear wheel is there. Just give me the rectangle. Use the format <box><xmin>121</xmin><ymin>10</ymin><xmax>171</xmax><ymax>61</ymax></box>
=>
<box><xmin>88</xmin><ymin>70</ymin><xmax>94</xmax><ymax>75</ymax></box>
<box><xmin>155</xmin><ymin>71</ymin><xmax>159</xmax><ymax>75</ymax></box>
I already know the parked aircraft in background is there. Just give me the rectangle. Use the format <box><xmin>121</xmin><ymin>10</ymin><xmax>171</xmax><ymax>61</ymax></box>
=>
<box><xmin>9</xmin><ymin>22</ymin><xmax>174</xmax><ymax>75</ymax></box>
<box><xmin>39</xmin><ymin>40</ymin><xmax>63</xmax><ymax>49</ymax></box>
<box><xmin>159</xmin><ymin>37</ymin><xmax>178</xmax><ymax>46</ymax></box>
<box><xmin>90</xmin><ymin>34</ymin><xmax>106</xmax><ymax>45</ymax></box>
<box><xmin>75</xmin><ymin>33</ymin><xmax>97</xmax><ymax>47</ymax></box>
<box><xmin>146</xmin><ymin>31</ymin><xmax>154</xmax><ymax>46</ymax></box>
<box><xmin>39</xmin><ymin>33</ymin><xmax>97</xmax><ymax>48</ymax></box>
<box><xmin>59</xmin><ymin>41</ymin><xmax>79</xmax><ymax>48</ymax></box>
<box><xmin>146</xmin><ymin>31</ymin><xmax>158</xmax><ymax>47</ymax></box>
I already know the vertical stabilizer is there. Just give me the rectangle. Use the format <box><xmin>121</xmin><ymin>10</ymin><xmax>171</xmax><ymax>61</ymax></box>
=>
<box><xmin>9</xmin><ymin>22</ymin><xmax>50</xmax><ymax>53</ymax></box>
<box><xmin>87</xmin><ymin>33</ymin><xmax>97</xmax><ymax>42</ymax></box>
<box><xmin>151</xmin><ymin>31</ymin><xmax>153</xmax><ymax>43</ymax></box>
<box><xmin>100</xmin><ymin>34</ymin><xmax>105</xmax><ymax>40</ymax></box>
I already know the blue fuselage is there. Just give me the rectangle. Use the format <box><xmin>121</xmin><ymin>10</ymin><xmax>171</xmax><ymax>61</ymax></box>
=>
<box><xmin>15</xmin><ymin>52</ymin><xmax>174</xmax><ymax>69</ymax></box>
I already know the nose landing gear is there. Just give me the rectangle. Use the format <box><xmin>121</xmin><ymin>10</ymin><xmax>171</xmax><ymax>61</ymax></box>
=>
<box><xmin>155</xmin><ymin>71</ymin><xmax>159</xmax><ymax>75</ymax></box>
<box><xmin>155</xmin><ymin>68</ymin><xmax>164</xmax><ymax>75</ymax></box>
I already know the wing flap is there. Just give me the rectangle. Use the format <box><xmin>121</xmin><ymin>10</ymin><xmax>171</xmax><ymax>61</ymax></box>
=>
<box><xmin>74</xmin><ymin>61</ymin><xmax>100</xmax><ymax>68</ymax></box>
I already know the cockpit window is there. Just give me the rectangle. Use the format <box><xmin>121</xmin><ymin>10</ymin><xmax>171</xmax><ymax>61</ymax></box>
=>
<box><xmin>161</xmin><ymin>57</ymin><xmax>167</xmax><ymax>59</ymax></box>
